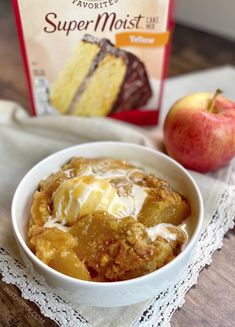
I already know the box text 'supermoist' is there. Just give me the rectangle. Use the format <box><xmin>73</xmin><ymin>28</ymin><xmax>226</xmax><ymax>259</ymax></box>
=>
<box><xmin>13</xmin><ymin>0</ymin><xmax>174</xmax><ymax>125</ymax></box>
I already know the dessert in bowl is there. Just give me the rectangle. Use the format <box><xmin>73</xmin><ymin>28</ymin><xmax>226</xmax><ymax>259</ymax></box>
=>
<box><xmin>11</xmin><ymin>142</ymin><xmax>203</xmax><ymax>307</ymax></box>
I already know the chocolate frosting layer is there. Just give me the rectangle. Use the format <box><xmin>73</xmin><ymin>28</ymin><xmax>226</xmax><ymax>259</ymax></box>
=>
<box><xmin>112</xmin><ymin>51</ymin><xmax>152</xmax><ymax>113</ymax></box>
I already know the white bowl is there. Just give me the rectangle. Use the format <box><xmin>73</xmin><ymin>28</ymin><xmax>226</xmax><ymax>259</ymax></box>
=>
<box><xmin>11</xmin><ymin>142</ymin><xmax>203</xmax><ymax>307</ymax></box>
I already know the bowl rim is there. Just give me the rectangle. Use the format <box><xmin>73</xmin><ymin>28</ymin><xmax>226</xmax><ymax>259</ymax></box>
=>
<box><xmin>11</xmin><ymin>141</ymin><xmax>203</xmax><ymax>288</ymax></box>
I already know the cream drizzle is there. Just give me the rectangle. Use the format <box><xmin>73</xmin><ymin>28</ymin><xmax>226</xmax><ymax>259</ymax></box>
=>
<box><xmin>64</xmin><ymin>166</ymin><xmax>143</xmax><ymax>180</ymax></box>
<box><xmin>146</xmin><ymin>223</ymin><xmax>188</xmax><ymax>249</ymax></box>
<box><xmin>44</xmin><ymin>217</ymin><xmax>71</xmax><ymax>232</ymax></box>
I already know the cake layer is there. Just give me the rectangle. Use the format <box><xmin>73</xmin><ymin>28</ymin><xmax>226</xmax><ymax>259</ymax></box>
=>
<box><xmin>50</xmin><ymin>40</ymin><xmax>100</xmax><ymax>113</ymax></box>
<box><xmin>72</xmin><ymin>54</ymin><xmax>127</xmax><ymax>116</ymax></box>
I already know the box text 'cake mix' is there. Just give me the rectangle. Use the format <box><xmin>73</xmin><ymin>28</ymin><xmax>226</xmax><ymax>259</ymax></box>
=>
<box><xmin>13</xmin><ymin>0</ymin><xmax>174</xmax><ymax>125</ymax></box>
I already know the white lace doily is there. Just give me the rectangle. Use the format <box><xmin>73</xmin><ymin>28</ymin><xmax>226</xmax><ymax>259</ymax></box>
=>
<box><xmin>0</xmin><ymin>173</ymin><xmax>234</xmax><ymax>327</ymax></box>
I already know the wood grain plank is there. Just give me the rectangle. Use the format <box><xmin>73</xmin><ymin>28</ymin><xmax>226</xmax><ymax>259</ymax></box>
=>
<box><xmin>0</xmin><ymin>275</ymin><xmax>58</xmax><ymax>327</ymax></box>
<box><xmin>172</xmin><ymin>230</ymin><xmax>235</xmax><ymax>327</ymax></box>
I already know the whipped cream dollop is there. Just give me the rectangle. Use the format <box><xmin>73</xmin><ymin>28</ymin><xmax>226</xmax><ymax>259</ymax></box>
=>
<box><xmin>49</xmin><ymin>170</ymin><xmax>147</xmax><ymax>226</ymax></box>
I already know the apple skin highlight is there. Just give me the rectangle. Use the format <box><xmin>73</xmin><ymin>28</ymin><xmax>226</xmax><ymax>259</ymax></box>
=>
<box><xmin>163</xmin><ymin>93</ymin><xmax>235</xmax><ymax>173</ymax></box>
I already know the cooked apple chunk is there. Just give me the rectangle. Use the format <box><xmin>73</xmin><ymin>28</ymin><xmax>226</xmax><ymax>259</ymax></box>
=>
<box><xmin>70</xmin><ymin>212</ymin><xmax>185</xmax><ymax>281</ymax></box>
<box><xmin>138</xmin><ymin>176</ymin><xmax>190</xmax><ymax>227</ymax></box>
<box><xmin>30</xmin><ymin>228</ymin><xmax>91</xmax><ymax>281</ymax></box>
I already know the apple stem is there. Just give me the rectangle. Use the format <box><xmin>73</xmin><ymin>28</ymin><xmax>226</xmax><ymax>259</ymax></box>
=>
<box><xmin>207</xmin><ymin>89</ymin><xmax>223</xmax><ymax>113</ymax></box>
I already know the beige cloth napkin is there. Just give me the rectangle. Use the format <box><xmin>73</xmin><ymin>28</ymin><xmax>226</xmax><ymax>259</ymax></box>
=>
<box><xmin>0</xmin><ymin>66</ymin><xmax>234</xmax><ymax>327</ymax></box>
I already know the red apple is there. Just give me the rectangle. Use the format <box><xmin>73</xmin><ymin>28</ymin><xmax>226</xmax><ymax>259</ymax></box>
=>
<box><xmin>163</xmin><ymin>91</ymin><xmax>235</xmax><ymax>172</ymax></box>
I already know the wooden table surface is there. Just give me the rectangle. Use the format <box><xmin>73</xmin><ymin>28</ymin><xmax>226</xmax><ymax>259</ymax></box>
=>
<box><xmin>0</xmin><ymin>1</ymin><xmax>235</xmax><ymax>326</ymax></box>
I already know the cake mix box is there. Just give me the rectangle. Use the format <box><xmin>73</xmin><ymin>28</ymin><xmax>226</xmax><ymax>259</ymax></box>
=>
<box><xmin>13</xmin><ymin>0</ymin><xmax>174</xmax><ymax>125</ymax></box>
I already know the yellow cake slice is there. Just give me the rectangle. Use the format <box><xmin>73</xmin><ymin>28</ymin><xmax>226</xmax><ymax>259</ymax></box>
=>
<box><xmin>50</xmin><ymin>34</ymin><xmax>152</xmax><ymax>116</ymax></box>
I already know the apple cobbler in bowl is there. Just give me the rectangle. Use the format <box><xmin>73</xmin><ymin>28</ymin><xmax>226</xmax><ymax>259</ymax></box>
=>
<box><xmin>27</xmin><ymin>157</ymin><xmax>191</xmax><ymax>282</ymax></box>
<box><xmin>12</xmin><ymin>142</ymin><xmax>203</xmax><ymax>306</ymax></box>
